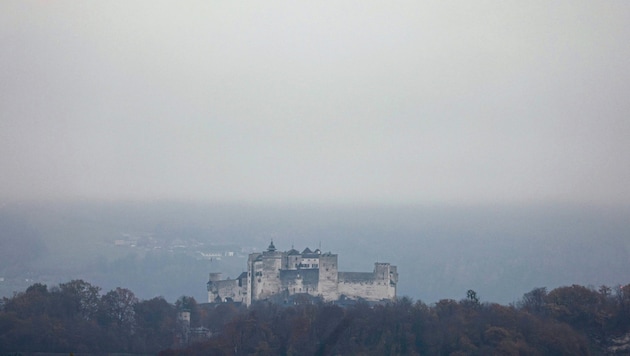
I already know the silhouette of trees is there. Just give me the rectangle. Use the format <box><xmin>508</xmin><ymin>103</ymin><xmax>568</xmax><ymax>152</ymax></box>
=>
<box><xmin>170</xmin><ymin>291</ymin><xmax>597</xmax><ymax>355</ymax></box>
<box><xmin>2</xmin><ymin>280</ymin><xmax>630</xmax><ymax>354</ymax></box>
<box><xmin>133</xmin><ymin>297</ymin><xmax>176</xmax><ymax>353</ymax></box>
<box><xmin>99</xmin><ymin>287</ymin><xmax>138</xmax><ymax>331</ymax></box>
<box><xmin>0</xmin><ymin>280</ymin><xmax>173</xmax><ymax>353</ymax></box>
<box><xmin>546</xmin><ymin>284</ymin><xmax>600</xmax><ymax>330</ymax></box>
<box><xmin>519</xmin><ymin>286</ymin><xmax>547</xmax><ymax>314</ymax></box>
<box><xmin>57</xmin><ymin>279</ymin><xmax>101</xmax><ymax>320</ymax></box>
<box><xmin>466</xmin><ymin>289</ymin><xmax>479</xmax><ymax>305</ymax></box>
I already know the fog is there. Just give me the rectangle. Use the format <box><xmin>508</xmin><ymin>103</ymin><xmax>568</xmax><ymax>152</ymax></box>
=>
<box><xmin>1</xmin><ymin>2</ymin><xmax>629</xmax><ymax>304</ymax></box>
<box><xmin>1</xmin><ymin>202</ymin><xmax>629</xmax><ymax>304</ymax></box>
<box><xmin>2</xmin><ymin>1</ymin><xmax>629</xmax><ymax>205</ymax></box>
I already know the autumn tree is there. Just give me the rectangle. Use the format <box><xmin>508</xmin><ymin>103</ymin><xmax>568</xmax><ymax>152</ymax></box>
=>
<box><xmin>98</xmin><ymin>287</ymin><xmax>138</xmax><ymax>351</ymax></box>
<box><xmin>545</xmin><ymin>284</ymin><xmax>600</xmax><ymax>330</ymax></box>
<box><xmin>133</xmin><ymin>296</ymin><xmax>176</xmax><ymax>353</ymax></box>
<box><xmin>57</xmin><ymin>279</ymin><xmax>101</xmax><ymax>320</ymax></box>
<box><xmin>519</xmin><ymin>287</ymin><xmax>547</xmax><ymax>314</ymax></box>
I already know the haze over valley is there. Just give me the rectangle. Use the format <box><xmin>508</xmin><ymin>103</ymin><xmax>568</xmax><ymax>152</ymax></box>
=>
<box><xmin>1</xmin><ymin>201</ymin><xmax>628</xmax><ymax>305</ymax></box>
<box><xmin>1</xmin><ymin>0</ymin><xmax>629</xmax><ymax>312</ymax></box>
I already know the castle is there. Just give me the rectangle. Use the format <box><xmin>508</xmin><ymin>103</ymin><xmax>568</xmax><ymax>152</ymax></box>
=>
<box><xmin>207</xmin><ymin>241</ymin><xmax>398</xmax><ymax>305</ymax></box>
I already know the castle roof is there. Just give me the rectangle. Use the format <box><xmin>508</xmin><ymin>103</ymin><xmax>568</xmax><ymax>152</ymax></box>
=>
<box><xmin>302</xmin><ymin>247</ymin><xmax>312</xmax><ymax>254</ymax></box>
<box><xmin>287</xmin><ymin>248</ymin><xmax>300</xmax><ymax>255</ymax></box>
<box><xmin>267</xmin><ymin>240</ymin><xmax>276</xmax><ymax>252</ymax></box>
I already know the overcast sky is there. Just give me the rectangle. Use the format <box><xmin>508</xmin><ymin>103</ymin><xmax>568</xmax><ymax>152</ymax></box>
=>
<box><xmin>1</xmin><ymin>1</ymin><xmax>629</xmax><ymax>205</ymax></box>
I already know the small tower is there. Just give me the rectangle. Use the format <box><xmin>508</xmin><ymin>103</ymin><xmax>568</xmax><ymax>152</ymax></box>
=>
<box><xmin>267</xmin><ymin>239</ymin><xmax>276</xmax><ymax>252</ymax></box>
<box><xmin>374</xmin><ymin>263</ymin><xmax>398</xmax><ymax>300</ymax></box>
<box><xmin>207</xmin><ymin>273</ymin><xmax>222</xmax><ymax>302</ymax></box>
<box><xmin>177</xmin><ymin>310</ymin><xmax>191</xmax><ymax>344</ymax></box>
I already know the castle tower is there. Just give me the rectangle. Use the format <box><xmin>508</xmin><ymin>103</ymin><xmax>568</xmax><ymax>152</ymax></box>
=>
<box><xmin>248</xmin><ymin>252</ymin><xmax>262</xmax><ymax>305</ymax></box>
<box><xmin>207</xmin><ymin>273</ymin><xmax>222</xmax><ymax>302</ymax></box>
<box><xmin>251</xmin><ymin>240</ymin><xmax>283</xmax><ymax>301</ymax></box>
<box><xmin>263</xmin><ymin>242</ymin><xmax>283</xmax><ymax>299</ymax></box>
<box><xmin>177</xmin><ymin>310</ymin><xmax>191</xmax><ymax>344</ymax></box>
<box><xmin>318</xmin><ymin>252</ymin><xmax>339</xmax><ymax>300</ymax></box>
<box><xmin>374</xmin><ymin>262</ymin><xmax>398</xmax><ymax>300</ymax></box>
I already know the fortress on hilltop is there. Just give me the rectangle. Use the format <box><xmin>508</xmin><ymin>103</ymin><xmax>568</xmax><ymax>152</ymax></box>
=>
<box><xmin>207</xmin><ymin>241</ymin><xmax>398</xmax><ymax>305</ymax></box>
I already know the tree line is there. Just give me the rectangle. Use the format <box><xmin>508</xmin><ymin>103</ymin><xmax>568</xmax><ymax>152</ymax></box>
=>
<box><xmin>0</xmin><ymin>280</ymin><xmax>177</xmax><ymax>353</ymax></box>
<box><xmin>1</xmin><ymin>280</ymin><xmax>630</xmax><ymax>355</ymax></box>
<box><xmin>164</xmin><ymin>285</ymin><xmax>630</xmax><ymax>355</ymax></box>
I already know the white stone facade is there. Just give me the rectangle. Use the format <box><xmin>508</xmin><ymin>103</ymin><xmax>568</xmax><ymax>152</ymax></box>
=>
<box><xmin>207</xmin><ymin>242</ymin><xmax>398</xmax><ymax>305</ymax></box>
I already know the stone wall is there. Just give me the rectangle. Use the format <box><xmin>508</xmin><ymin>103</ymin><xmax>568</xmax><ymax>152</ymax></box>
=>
<box><xmin>337</xmin><ymin>262</ymin><xmax>398</xmax><ymax>301</ymax></box>
<box><xmin>207</xmin><ymin>277</ymin><xmax>246</xmax><ymax>303</ymax></box>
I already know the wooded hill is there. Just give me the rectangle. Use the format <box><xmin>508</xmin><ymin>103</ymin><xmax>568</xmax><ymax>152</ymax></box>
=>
<box><xmin>1</xmin><ymin>280</ymin><xmax>630</xmax><ymax>355</ymax></box>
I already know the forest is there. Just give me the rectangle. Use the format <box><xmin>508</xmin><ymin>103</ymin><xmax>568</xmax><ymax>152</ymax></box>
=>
<box><xmin>1</xmin><ymin>281</ymin><xmax>630</xmax><ymax>355</ymax></box>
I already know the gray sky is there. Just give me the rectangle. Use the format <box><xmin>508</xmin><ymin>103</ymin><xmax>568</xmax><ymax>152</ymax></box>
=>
<box><xmin>1</xmin><ymin>1</ymin><xmax>629</xmax><ymax>205</ymax></box>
